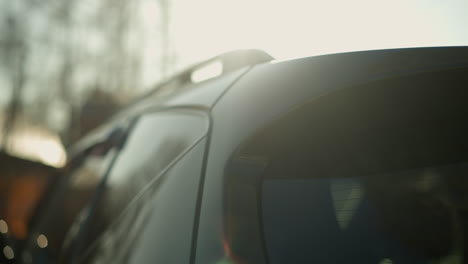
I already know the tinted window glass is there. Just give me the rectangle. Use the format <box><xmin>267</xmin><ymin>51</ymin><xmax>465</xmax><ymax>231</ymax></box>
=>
<box><xmin>227</xmin><ymin>69</ymin><xmax>468</xmax><ymax>264</ymax></box>
<box><xmin>65</xmin><ymin>110</ymin><xmax>208</xmax><ymax>262</ymax></box>
<box><xmin>262</xmin><ymin>165</ymin><xmax>466</xmax><ymax>264</ymax></box>
<box><xmin>125</xmin><ymin>139</ymin><xmax>207</xmax><ymax>264</ymax></box>
<box><xmin>80</xmin><ymin>138</ymin><xmax>207</xmax><ymax>264</ymax></box>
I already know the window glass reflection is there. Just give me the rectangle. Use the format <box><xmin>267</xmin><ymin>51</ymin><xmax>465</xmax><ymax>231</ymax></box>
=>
<box><xmin>69</xmin><ymin>111</ymin><xmax>208</xmax><ymax>259</ymax></box>
<box><xmin>262</xmin><ymin>162</ymin><xmax>468</xmax><ymax>264</ymax></box>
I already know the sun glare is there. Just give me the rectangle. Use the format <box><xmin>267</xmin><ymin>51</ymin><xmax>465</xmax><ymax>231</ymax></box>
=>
<box><xmin>9</xmin><ymin>132</ymin><xmax>66</xmax><ymax>168</ymax></box>
<box><xmin>171</xmin><ymin>0</ymin><xmax>468</xmax><ymax>66</ymax></box>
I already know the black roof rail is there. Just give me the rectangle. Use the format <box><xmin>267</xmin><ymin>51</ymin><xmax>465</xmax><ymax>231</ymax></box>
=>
<box><xmin>126</xmin><ymin>49</ymin><xmax>274</xmax><ymax>104</ymax></box>
<box><xmin>173</xmin><ymin>49</ymin><xmax>274</xmax><ymax>84</ymax></box>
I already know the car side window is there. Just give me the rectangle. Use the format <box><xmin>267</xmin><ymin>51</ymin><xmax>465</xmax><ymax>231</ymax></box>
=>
<box><xmin>83</xmin><ymin>138</ymin><xmax>207</xmax><ymax>264</ymax></box>
<box><xmin>64</xmin><ymin>109</ymin><xmax>209</xmax><ymax>262</ymax></box>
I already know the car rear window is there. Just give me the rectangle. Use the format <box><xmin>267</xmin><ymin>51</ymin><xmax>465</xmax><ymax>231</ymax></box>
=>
<box><xmin>226</xmin><ymin>68</ymin><xmax>468</xmax><ymax>264</ymax></box>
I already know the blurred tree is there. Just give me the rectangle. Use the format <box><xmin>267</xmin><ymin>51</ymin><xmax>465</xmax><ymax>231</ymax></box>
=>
<box><xmin>0</xmin><ymin>0</ymin><xmax>175</xmax><ymax>148</ymax></box>
<box><xmin>73</xmin><ymin>88</ymin><xmax>121</xmax><ymax>143</ymax></box>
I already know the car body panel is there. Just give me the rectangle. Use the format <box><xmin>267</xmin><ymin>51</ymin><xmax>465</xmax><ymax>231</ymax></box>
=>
<box><xmin>195</xmin><ymin>46</ymin><xmax>468</xmax><ymax>263</ymax></box>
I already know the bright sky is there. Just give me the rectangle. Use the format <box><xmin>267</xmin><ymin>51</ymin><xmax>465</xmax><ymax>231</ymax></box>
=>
<box><xmin>170</xmin><ymin>0</ymin><xmax>468</xmax><ymax>66</ymax></box>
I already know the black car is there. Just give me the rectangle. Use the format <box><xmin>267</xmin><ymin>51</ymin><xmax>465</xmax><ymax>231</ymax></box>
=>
<box><xmin>20</xmin><ymin>47</ymin><xmax>468</xmax><ymax>264</ymax></box>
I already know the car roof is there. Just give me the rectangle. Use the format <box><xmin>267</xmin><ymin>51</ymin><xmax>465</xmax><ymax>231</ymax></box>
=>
<box><xmin>69</xmin><ymin>46</ymin><xmax>468</xmax><ymax>157</ymax></box>
<box><xmin>214</xmin><ymin>46</ymin><xmax>468</xmax><ymax>121</ymax></box>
